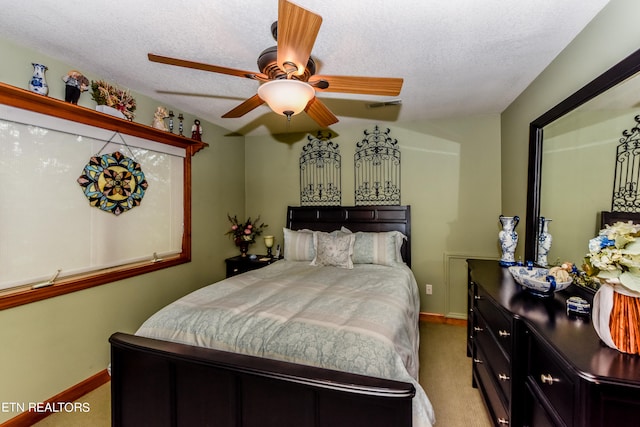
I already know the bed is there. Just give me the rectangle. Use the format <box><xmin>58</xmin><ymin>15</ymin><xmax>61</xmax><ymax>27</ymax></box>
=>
<box><xmin>600</xmin><ymin>210</ymin><xmax>640</xmax><ymax>228</ymax></box>
<box><xmin>109</xmin><ymin>205</ymin><xmax>434</xmax><ymax>427</ymax></box>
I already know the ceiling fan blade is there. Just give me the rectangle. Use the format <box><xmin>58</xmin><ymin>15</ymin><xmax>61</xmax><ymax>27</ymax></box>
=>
<box><xmin>310</xmin><ymin>75</ymin><xmax>404</xmax><ymax>96</ymax></box>
<box><xmin>305</xmin><ymin>97</ymin><xmax>339</xmax><ymax>127</ymax></box>
<box><xmin>222</xmin><ymin>94</ymin><xmax>265</xmax><ymax>118</ymax></box>
<box><xmin>148</xmin><ymin>53</ymin><xmax>268</xmax><ymax>81</ymax></box>
<box><xmin>277</xmin><ymin>0</ymin><xmax>322</xmax><ymax>76</ymax></box>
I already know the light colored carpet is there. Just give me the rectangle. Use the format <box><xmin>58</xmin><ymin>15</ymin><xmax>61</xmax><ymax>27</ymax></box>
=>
<box><xmin>33</xmin><ymin>322</ymin><xmax>490</xmax><ymax>426</ymax></box>
<box><xmin>31</xmin><ymin>383</ymin><xmax>110</xmax><ymax>427</ymax></box>
<box><xmin>420</xmin><ymin>322</ymin><xmax>492</xmax><ymax>427</ymax></box>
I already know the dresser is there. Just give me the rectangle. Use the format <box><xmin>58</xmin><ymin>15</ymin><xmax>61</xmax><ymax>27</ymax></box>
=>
<box><xmin>467</xmin><ymin>259</ymin><xmax>640</xmax><ymax>427</ymax></box>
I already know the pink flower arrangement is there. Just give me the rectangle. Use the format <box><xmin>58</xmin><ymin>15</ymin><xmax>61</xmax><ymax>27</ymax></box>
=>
<box><xmin>226</xmin><ymin>214</ymin><xmax>267</xmax><ymax>245</ymax></box>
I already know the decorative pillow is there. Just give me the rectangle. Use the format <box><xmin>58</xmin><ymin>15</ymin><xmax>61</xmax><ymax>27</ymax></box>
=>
<box><xmin>283</xmin><ymin>228</ymin><xmax>315</xmax><ymax>261</ymax></box>
<box><xmin>340</xmin><ymin>227</ymin><xmax>406</xmax><ymax>266</ymax></box>
<box><xmin>311</xmin><ymin>231</ymin><xmax>355</xmax><ymax>269</ymax></box>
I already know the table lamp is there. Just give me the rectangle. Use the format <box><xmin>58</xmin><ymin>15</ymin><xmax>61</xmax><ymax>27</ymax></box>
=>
<box><xmin>264</xmin><ymin>235</ymin><xmax>274</xmax><ymax>258</ymax></box>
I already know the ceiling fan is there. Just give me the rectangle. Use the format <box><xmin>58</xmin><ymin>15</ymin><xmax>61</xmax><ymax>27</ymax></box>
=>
<box><xmin>147</xmin><ymin>0</ymin><xmax>403</xmax><ymax>128</ymax></box>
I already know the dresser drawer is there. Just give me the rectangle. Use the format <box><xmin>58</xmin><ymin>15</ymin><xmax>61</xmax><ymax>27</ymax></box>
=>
<box><xmin>473</xmin><ymin>345</ymin><xmax>510</xmax><ymax>426</ymax></box>
<box><xmin>523</xmin><ymin>383</ymin><xmax>556</xmax><ymax>427</ymax></box>
<box><xmin>475</xmin><ymin>312</ymin><xmax>511</xmax><ymax>402</ymax></box>
<box><xmin>528</xmin><ymin>334</ymin><xmax>574</xmax><ymax>427</ymax></box>
<box><xmin>475</xmin><ymin>287</ymin><xmax>512</xmax><ymax>356</ymax></box>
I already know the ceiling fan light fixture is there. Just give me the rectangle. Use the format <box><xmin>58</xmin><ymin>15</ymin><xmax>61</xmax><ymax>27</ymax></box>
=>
<box><xmin>257</xmin><ymin>79</ymin><xmax>315</xmax><ymax>118</ymax></box>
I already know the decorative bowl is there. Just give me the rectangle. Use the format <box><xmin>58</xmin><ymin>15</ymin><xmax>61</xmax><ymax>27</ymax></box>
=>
<box><xmin>508</xmin><ymin>266</ymin><xmax>573</xmax><ymax>296</ymax></box>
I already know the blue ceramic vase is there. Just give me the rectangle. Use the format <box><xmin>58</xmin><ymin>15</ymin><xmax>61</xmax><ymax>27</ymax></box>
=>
<box><xmin>499</xmin><ymin>215</ymin><xmax>519</xmax><ymax>266</ymax></box>
<box><xmin>28</xmin><ymin>63</ymin><xmax>49</xmax><ymax>96</ymax></box>
<box><xmin>536</xmin><ymin>217</ymin><xmax>552</xmax><ymax>267</ymax></box>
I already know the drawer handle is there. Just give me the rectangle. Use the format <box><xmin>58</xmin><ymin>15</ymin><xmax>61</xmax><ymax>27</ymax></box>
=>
<box><xmin>498</xmin><ymin>330</ymin><xmax>510</xmax><ymax>338</ymax></box>
<box><xmin>473</xmin><ymin>358</ymin><xmax>483</xmax><ymax>364</ymax></box>
<box><xmin>497</xmin><ymin>417</ymin><xmax>509</xmax><ymax>425</ymax></box>
<box><xmin>474</xmin><ymin>295</ymin><xmax>483</xmax><ymax>300</ymax></box>
<box><xmin>540</xmin><ymin>374</ymin><xmax>559</xmax><ymax>385</ymax></box>
<box><xmin>474</xmin><ymin>326</ymin><xmax>484</xmax><ymax>332</ymax></box>
<box><xmin>498</xmin><ymin>373</ymin><xmax>510</xmax><ymax>381</ymax></box>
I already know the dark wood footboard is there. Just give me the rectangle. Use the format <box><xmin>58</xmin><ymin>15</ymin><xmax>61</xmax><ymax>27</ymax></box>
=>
<box><xmin>110</xmin><ymin>332</ymin><xmax>414</xmax><ymax>427</ymax></box>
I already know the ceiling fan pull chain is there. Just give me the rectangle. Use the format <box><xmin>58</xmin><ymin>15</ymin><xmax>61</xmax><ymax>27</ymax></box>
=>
<box><xmin>285</xmin><ymin>111</ymin><xmax>293</xmax><ymax>131</ymax></box>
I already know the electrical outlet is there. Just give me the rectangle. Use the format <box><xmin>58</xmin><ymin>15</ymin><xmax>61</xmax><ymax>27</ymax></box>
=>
<box><xmin>425</xmin><ymin>284</ymin><xmax>433</xmax><ymax>295</ymax></box>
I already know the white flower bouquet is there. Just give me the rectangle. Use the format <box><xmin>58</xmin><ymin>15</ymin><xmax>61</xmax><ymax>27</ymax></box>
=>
<box><xmin>588</xmin><ymin>221</ymin><xmax>640</xmax><ymax>355</ymax></box>
<box><xmin>586</xmin><ymin>221</ymin><xmax>640</xmax><ymax>293</ymax></box>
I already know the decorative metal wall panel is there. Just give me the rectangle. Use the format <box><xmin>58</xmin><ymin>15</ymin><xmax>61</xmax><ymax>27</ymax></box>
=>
<box><xmin>354</xmin><ymin>126</ymin><xmax>400</xmax><ymax>206</ymax></box>
<box><xmin>612</xmin><ymin>115</ymin><xmax>640</xmax><ymax>212</ymax></box>
<box><xmin>300</xmin><ymin>131</ymin><xmax>341</xmax><ymax>206</ymax></box>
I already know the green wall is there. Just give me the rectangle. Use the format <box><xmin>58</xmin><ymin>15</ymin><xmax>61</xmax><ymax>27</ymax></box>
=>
<box><xmin>1</xmin><ymin>15</ymin><xmax>507</xmax><ymax>420</ymax></box>
<box><xmin>501</xmin><ymin>0</ymin><xmax>640</xmax><ymax>260</ymax></box>
<box><xmin>244</xmin><ymin>116</ymin><xmax>502</xmax><ymax>315</ymax></box>
<box><xmin>0</xmin><ymin>38</ymin><xmax>246</xmax><ymax>423</ymax></box>
<box><xmin>0</xmin><ymin>0</ymin><xmax>628</xmax><ymax>419</ymax></box>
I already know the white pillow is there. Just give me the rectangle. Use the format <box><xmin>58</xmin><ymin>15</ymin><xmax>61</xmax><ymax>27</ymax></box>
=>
<box><xmin>283</xmin><ymin>228</ymin><xmax>315</xmax><ymax>261</ymax></box>
<box><xmin>340</xmin><ymin>227</ymin><xmax>406</xmax><ymax>266</ymax></box>
<box><xmin>311</xmin><ymin>231</ymin><xmax>355</xmax><ymax>269</ymax></box>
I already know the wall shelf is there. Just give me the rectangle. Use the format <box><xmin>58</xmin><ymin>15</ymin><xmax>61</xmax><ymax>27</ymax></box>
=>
<box><xmin>0</xmin><ymin>82</ymin><xmax>208</xmax><ymax>155</ymax></box>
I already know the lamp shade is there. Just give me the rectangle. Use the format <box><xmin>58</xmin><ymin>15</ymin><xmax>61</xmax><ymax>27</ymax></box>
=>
<box><xmin>257</xmin><ymin>80</ymin><xmax>315</xmax><ymax>117</ymax></box>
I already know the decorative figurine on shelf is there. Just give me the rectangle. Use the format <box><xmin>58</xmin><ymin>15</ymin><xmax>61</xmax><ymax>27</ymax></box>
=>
<box><xmin>167</xmin><ymin>111</ymin><xmax>174</xmax><ymax>133</ymax></box>
<box><xmin>191</xmin><ymin>119</ymin><xmax>202</xmax><ymax>141</ymax></box>
<box><xmin>152</xmin><ymin>106</ymin><xmax>169</xmax><ymax>131</ymax></box>
<box><xmin>62</xmin><ymin>70</ymin><xmax>89</xmax><ymax>104</ymax></box>
<box><xmin>29</xmin><ymin>63</ymin><xmax>49</xmax><ymax>96</ymax></box>
<box><xmin>178</xmin><ymin>113</ymin><xmax>184</xmax><ymax>136</ymax></box>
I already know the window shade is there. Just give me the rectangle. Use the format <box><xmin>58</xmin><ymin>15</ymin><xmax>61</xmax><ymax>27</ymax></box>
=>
<box><xmin>0</xmin><ymin>105</ymin><xmax>185</xmax><ymax>290</ymax></box>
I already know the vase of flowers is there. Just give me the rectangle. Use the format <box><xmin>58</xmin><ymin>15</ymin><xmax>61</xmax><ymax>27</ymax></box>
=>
<box><xmin>226</xmin><ymin>214</ymin><xmax>268</xmax><ymax>257</ymax></box>
<box><xmin>585</xmin><ymin>221</ymin><xmax>640</xmax><ymax>355</ymax></box>
<box><xmin>90</xmin><ymin>80</ymin><xmax>137</xmax><ymax>121</ymax></box>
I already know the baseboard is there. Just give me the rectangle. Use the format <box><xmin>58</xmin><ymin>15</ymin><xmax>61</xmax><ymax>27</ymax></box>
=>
<box><xmin>0</xmin><ymin>369</ymin><xmax>110</xmax><ymax>427</ymax></box>
<box><xmin>420</xmin><ymin>312</ymin><xmax>467</xmax><ymax>326</ymax></box>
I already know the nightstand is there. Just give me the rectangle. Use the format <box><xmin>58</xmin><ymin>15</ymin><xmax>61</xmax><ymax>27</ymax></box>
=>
<box><xmin>225</xmin><ymin>255</ymin><xmax>279</xmax><ymax>278</ymax></box>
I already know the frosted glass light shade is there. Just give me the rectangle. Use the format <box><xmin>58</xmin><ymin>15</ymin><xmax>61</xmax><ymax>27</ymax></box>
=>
<box><xmin>257</xmin><ymin>80</ymin><xmax>315</xmax><ymax>117</ymax></box>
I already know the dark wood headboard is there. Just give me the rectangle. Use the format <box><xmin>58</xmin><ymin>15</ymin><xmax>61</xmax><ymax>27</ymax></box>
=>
<box><xmin>600</xmin><ymin>211</ymin><xmax>640</xmax><ymax>228</ymax></box>
<box><xmin>286</xmin><ymin>205</ymin><xmax>411</xmax><ymax>267</ymax></box>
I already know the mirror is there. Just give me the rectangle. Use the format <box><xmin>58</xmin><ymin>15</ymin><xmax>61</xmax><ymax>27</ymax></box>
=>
<box><xmin>525</xmin><ymin>47</ymin><xmax>640</xmax><ymax>266</ymax></box>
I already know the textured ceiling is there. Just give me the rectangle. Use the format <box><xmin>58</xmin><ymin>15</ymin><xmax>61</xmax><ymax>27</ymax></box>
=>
<box><xmin>0</xmin><ymin>0</ymin><xmax>609</xmax><ymax>136</ymax></box>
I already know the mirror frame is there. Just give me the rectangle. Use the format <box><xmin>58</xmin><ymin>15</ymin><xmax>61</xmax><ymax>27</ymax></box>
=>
<box><xmin>525</xmin><ymin>47</ymin><xmax>640</xmax><ymax>262</ymax></box>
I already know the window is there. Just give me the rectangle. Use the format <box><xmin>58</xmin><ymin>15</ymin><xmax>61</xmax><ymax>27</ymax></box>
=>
<box><xmin>0</xmin><ymin>83</ymin><xmax>206</xmax><ymax>309</ymax></box>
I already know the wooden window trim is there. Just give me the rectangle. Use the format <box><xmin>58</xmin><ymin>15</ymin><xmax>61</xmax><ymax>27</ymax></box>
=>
<box><xmin>0</xmin><ymin>82</ymin><xmax>207</xmax><ymax>310</ymax></box>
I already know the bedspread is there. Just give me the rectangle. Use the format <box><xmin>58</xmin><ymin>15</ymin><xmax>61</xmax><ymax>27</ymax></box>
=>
<box><xmin>136</xmin><ymin>260</ymin><xmax>435</xmax><ymax>426</ymax></box>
